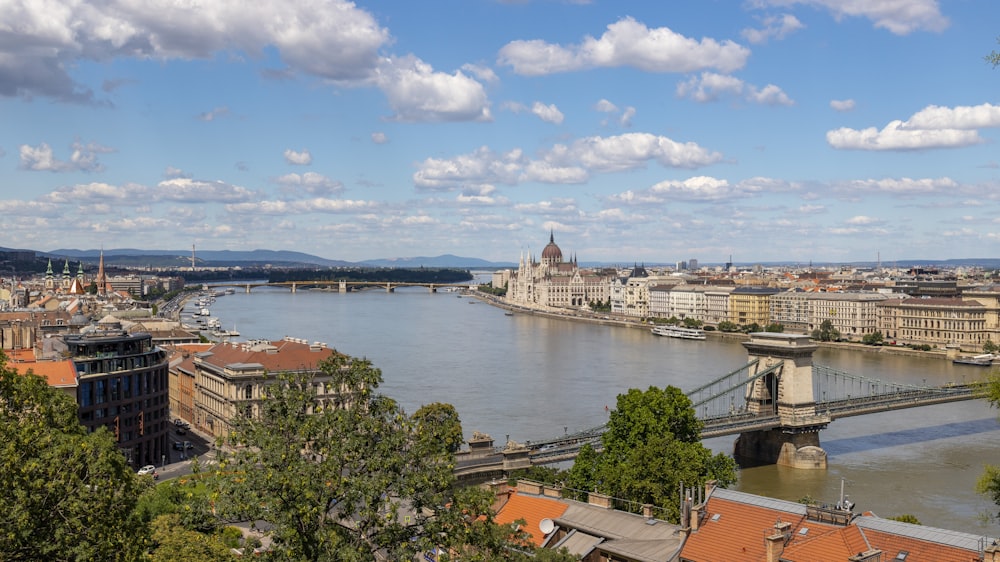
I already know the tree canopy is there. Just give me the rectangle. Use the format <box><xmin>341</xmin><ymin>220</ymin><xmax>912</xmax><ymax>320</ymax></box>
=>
<box><xmin>566</xmin><ymin>385</ymin><xmax>738</xmax><ymax>522</ymax></box>
<box><xmin>0</xmin><ymin>352</ymin><xmax>147</xmax><ymax>561</ymax></box>
<box><xmin>977</xmin><ymin>375</ymin><xmax>1000</xmax><ymax>521</ymax></box>
<box><xmin>210</xmin><ymin>353</ymin><xmax>558</xmax><ymax>560</ymax></box>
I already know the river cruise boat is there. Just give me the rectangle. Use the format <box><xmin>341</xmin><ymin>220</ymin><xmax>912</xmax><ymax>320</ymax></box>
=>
<box><xmin>953</xmin><ymin>353</ymin><xmax>995</xmax><ymax>366</ymax></box>
<box><xmin>651</xmin><ymin>325</ymin><xmax>707</xmax><ymax>340</ymax></box>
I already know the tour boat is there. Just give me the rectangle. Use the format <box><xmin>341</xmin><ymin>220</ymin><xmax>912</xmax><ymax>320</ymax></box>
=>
<box><xmin>651</xmin><ymin>325</ymin><xmax>707</xmax><ymax>340</ymax></box>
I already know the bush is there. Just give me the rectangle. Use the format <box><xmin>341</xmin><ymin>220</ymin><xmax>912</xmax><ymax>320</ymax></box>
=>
<box><xmin>218</xmin><ymin>526</ymin><xmax>244</xmax><ymax>548</ymax></box>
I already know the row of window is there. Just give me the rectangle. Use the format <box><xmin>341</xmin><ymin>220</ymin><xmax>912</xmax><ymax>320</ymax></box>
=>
<box><xmin>78</xmin><ymin>369</ymin><xmax>168</xmax><ymax>407</ymax></box>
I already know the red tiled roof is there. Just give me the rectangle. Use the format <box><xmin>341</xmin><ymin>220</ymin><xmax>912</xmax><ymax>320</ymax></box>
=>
<box><xmin>8</xmin><ymin>349</ymin><xmax>78</xmax><ymax>388</ymax></box>
<box><xmin>494</xmin><ymin>491</ymin><xmax>569</xmax><ymax>547</ymax></box>
<box><xmin>199</xmin><ymin>339</ymin><xmax>340</xmax><ymax>373</ymax></box>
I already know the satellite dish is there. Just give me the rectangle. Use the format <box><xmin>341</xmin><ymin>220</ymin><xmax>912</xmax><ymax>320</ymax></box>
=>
<box><xmin>539</xmin><ymin>518</ymin><xmax>555</xmax><ymax>535</ymax></box>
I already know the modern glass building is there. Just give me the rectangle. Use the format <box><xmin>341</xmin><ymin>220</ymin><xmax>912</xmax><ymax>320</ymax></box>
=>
<box><xmin>65</xmin><ymin>322</ymin><xmax>169</xmax><ymax>467</ymax></box>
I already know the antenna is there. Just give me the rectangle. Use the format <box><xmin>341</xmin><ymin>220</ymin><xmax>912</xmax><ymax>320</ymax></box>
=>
<box><xmin>539</xmin><ymin>518</ymin><xmax>555</xmax><ymax>535</ymax></box>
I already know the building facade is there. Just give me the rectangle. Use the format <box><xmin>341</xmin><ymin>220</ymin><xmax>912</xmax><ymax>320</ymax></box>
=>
<box><xmin>506</xmin><ymin>232</ymin><xmax>611</xmax><ymax>310</ymax></box>
<box><xmin>65</xmin><ymin>322</ymin><xmax>170</xmax><ymax>468</ymax></box>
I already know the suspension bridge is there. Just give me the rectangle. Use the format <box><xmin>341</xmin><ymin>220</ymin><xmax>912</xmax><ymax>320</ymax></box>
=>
<box><xmin>454</xmin><ymin>333</ymin><xmax>988</xmax><ymax>480</ymax></box>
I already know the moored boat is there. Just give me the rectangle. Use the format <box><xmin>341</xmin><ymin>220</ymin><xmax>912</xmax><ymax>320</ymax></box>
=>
<box><xmin>651</xmin><ymin>325</ymin><xmax>706</xmax><ymax>340</ymax></box>
<box><xmin>953</xmin><ymin>353</ymin><xmax>995</xmax><ymax>366</ymax></box>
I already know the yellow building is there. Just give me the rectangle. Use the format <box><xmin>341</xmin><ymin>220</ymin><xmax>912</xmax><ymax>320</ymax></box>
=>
<box><xmin>728</xmin><ymin>287</ymin><xmax>780</xmax><ymax>327</ymax></box>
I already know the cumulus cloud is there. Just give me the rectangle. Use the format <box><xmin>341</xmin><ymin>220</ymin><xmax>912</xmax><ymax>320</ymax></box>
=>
<box><xmin>413</xmin><ymin>132</ymin><xmax>723</xmax><ymax>190</ymax></box>
<box><xmin>595</xmin><ymin>99</ymin><xmax>618</xmax><ymax>113</ymax></box>
<box><xmin>164</xmin><ymin>166</ymin><xmax>189</xmax><ymax>178</ymax></box>
<box><xmin>677</xmin><ymin>72</ymin><xmax>794</xmax><ymax>106</ymax></box>
<box><xmin>371</xmin><ymin>132</ymin><xmax>388</xmax><ymax>144</ymax></box>
<box><xmin>826</xmin><ymin>104</ymin><xmax>1000</xmax><ymax>150</ymax></box>
<box><xmin>753</xmin><ymin>0</ymin><xmax>948</xmax><ymax>35</ymax></box>
<box><xmin>19</xmin><ymin>141</ymin><xmax>114</xmax><ymax>172</ymax></box>
<box><xmin>498</xmin><ymin>16</ymin><xmax>750</xmax><ymax>76</ymax></box>
<box><xmin>837</xmin><ymin>177</ymin><xmax>958</xmax><ymax>193</ymax></box>
<box><xmin>154</xmin><ymin>178</ymin><xmax>259</xmax><ymax>202</ymax></box>
<box><xmin>531</xmin><ymin>102</ymin><xmax>564</xmax><ymax>124</ymax></box>
<box><xmin>275</xmin><ymin>172</ymin><xmax>344</xmax><ymax>196</ymax></box>
<box><xmin>226</xmin><ymin>197</ymin><xmax>379</xmax><ymax>214</ymax></box>
<box><xmin>375</xmin><ymin>55</ymin><xmax>491</xmax><ymax>122</ymax></box>
<box><xmin>284</xmin><ymin>149</ymin><xmax>313</xmax><ymax>165</ymax></box>
<box><xmin>830</xmin><ymin>99</ymin><xmax>856</xmax><ymax>112</ymax></box>
<box><xmin>741</xmin><ymin>14</ymin><xmax>804</xmax><ymax>44</ymax></box>
<box><xmin>0</xmin><ymin>0</ymin><xmax>391</xmax><ymax>102</ymax></box>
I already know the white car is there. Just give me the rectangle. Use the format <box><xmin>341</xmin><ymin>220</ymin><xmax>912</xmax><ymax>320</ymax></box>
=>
<box><xmin>137</xmin><ymin>465</ymin><xmax>158</xmax><ymax>479</ymax></box>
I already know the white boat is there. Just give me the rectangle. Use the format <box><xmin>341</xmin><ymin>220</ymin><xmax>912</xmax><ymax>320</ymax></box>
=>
<box><xmin>200</xmin><ymin>307</ymin><xmax>210</xmax><ymax>316</ymax></box>
<box><xmin>651</xmin><ymin>325</ymin><xmax>706</xmax><ymax>340</ymax></box>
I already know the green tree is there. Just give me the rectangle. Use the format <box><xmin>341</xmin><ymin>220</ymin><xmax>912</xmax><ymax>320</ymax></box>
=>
<box><xmin>717</xmin><ymin>321</ymin><xmax>739</xmax><ymax>332</ymax></box>
<box><xmin>978</xmin><ymin>375</ymin><xmax>1000</xmax><ymax>521</ymax></box>
<box><xmin>0</xmin><ymin>353</ymin><xmax>147</xmax><ymax>560</ymax></box>
<box><xmin>984</xmin><ymin>339</ymin><xmax>999</xmax><ymax>354</ymax></box>
<box><xmin>211</xmin><ymin>354</ymin><xmax>544</xmax><ymax>560</ymax></box>
<box><xmin>887</xmin><ymin>514</ymin><xmax>922</xmax><ymax>525</ymax></box>
<box><xmin>566</xmin><ymin>386</ymin><xmax>737</xmax><ymax>523</ymax></box>
<box><xmin>812</xmin><ymin>320</ymin><xmax>841</xmax><ymax>342</ymax></box>
<box><xmin>147</xmin><ymin>514</ymin><xmax>235</xmax><ymax>562</ymax></box>
<box><xmin>862</xmin><ymin>331</ymin><xmax>885</xmax><ymax>346</ymax></box>
<box><xmin>412</xmin><ymin>402</ymin><xmax>464</xmax><ymax>454</ymax></box>
<box><xmin>987</xmin><ymin>36</ymin><xmax>1000</xmax><ymax>67</ymax></box>
<box><xmin>764</xmin><ymin>323</ymin><xmax>784</xmax><ymax>333</ymax></box>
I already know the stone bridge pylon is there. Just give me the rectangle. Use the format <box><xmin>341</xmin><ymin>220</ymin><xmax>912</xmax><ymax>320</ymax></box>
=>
<box><xmin>734</xmin><ymin>333</ymin><xmax>831</xmax><ymax>469</ymax></box>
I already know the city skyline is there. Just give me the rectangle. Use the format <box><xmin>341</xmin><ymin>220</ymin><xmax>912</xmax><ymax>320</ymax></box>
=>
<box><xmin>2</xmin><ymin>1</ymin><xmax>999</xmax><ymax>264</ymax></box>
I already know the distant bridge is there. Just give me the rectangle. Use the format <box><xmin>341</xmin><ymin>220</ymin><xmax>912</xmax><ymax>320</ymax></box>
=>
<box><xmin>454</xmin><ymin>333</ymin><xmax>987</xmax><ymax>481</ymax></box>
<box><xmin>204</xmin><ymin>281</ymin><xmax>476</xmax><ymax>294</ymax></box>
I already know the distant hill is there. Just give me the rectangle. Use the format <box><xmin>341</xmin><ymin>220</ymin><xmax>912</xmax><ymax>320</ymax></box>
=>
<box><xmin>43</xmin><ymin>248</ymin><xmax>513</xmax><ymax>269</ymax></box>
<box><xmin>358</xmin><ymin>254</ymin><xmax>514</xmax><ymax>269</ymax></box>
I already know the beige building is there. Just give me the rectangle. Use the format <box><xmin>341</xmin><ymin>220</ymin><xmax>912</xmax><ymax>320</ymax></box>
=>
<box><xmin>769</xmin><ymin>290</ymin><xmax>811</xmax><ymax>333</ymax></box>
<box><xmin>192</xmin><ymin>337</ymin><xmax>341</xmax><ymax>440</ymax></box>
<box><xmin>703</xmin><ymin>286</ymin><xmax>735</xmax><ymax>326</ymax></box>
<box><xmin>728</xmin><ymin>287</ymin><xmax>779</xmax><ymax>327</ymax></box>
<box><xmin>877</xmin><ymin>297</ymin><xmax>987</xmax><ymax>351</ymax></box>
<box><xmin>961</xmin><ymin>284</ymin><xmax>1000</xmax><ymax>344</ymax></box>
<box><xmin>807</xmin><ymin>292</ymin><xmax>887</xmax><ymax>340</ymax></box>
<box><xmin>507</xmin><ymin>232</ymin><xmax>611</xmax><ymax>310</ymax></box>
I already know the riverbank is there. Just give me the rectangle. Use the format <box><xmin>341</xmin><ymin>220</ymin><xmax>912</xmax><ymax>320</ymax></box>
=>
<box><xmin>473</xmin><ymin>291</ymin><xmax>965</xmax><ymax>364</ymax></box>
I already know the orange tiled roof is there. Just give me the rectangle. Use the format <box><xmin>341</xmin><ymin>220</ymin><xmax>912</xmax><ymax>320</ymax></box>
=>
<box><xmin>494</xmin><ymin>491</ymin><xmax>568</xmax><ymax>547</ymax></box>
<box><xmin>199</xmin><ymin>339</ymin><xmax>340</xmax><ymax>373</ymax></box>
<box><xmin>8</xmin><ymin>350</ymin><xmax>78</xmax><ymax>388</ymax></box>
<box><xmin>680</xmin><ymin>491</ymin><xmax>841</xmax><ymax>562</ymax></box>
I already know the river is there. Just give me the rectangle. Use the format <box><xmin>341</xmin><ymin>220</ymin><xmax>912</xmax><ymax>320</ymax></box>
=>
<box><xmin>194</xmin><ymin>283</ymin><xmax>1000</xmax><ymax>533</ymax></box>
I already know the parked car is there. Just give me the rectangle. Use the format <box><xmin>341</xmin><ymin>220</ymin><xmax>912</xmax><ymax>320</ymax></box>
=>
<box><xmin>173</xmin><ymin>441</ymin><xmax>193</xmax><ymax>451</ymax></box>
<box><xmin>176</xmin><ymin>427</ymin><xmax>186</xmax><ymax>435</ymax></box>
<box><xmin>137</xmin><ymin>465</ymin><xmax>158</xmax><ymax>479</ymax></box>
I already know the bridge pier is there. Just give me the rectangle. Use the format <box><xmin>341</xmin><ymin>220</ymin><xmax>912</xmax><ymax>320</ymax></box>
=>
<box><xmin>339</xmin><ymin>281</ymin><xmax>347</xmax><ymax>293</ymax></box>
<box><xmin>291</xmin><ymin>283</ymin><xmax>296</xmax><ymax>294</ymax></box>
<box><xmin>386</xmin><ymin>284</ymin><xmax>394</xmax><ymax>293</ymax></box>
<box><xmin>735</xmin><ymin>333</ymin><xmax>830</xmax><ymax>469</ymax></box>
<box><xmin>245</xmin><ymin>284</ymin><xmax>251</xmax><ymax>294</ymax></box>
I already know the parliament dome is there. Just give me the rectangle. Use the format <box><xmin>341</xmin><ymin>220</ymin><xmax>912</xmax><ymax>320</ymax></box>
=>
<box><xmin>541</xmin><ymin>231</ymin><xmax>563</xmax><ymax>264</ymax></box>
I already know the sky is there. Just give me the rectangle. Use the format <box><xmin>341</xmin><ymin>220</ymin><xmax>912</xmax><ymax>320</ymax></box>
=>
<box><xmin>2</xmin><ymin>0</ymin><xmax>1000</xmax><ymax>265</ymax></box>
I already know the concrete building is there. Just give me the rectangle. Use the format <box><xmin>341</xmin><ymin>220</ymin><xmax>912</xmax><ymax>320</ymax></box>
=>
<box><xmin>507</xmin><ymin>232</ymin><xmax>611</xmax><ymax>310</ymax></box>
<box><xmin>64</xmin><ymin>320</ymin><xmax>170</xmax><ymax>468</ymax></box>
<box><xmin>729</xmin><ymin>287</ymin><xmax>780</xmax><ymax>327</ymax></box>
<box><xmin>877</xmin><ymin>297</ymin><xmax>988</xmax><ymax>351</ymax></box>
<box><xmin>769</xmin><ymin>289</ymin><xmax>811</xmax><ymax>333</ymax></box>
<box><xmin>807</xmin><ymin>292</ymin><xmax>888</xmax><ymax>340</ymax></box>
<box><xmin>192</xmin><ymin>337</ymin><xmax>342</xmax><ymax>440</ymax></box>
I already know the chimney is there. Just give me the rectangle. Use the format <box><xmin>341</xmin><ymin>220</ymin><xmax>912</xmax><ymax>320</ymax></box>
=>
<box><xmin>984</xmin><ymin>543</ymin><xmax>1000</xmax><ymax>562</ymax></box>
<box><xmin>587</xmin><ymin>491</ymin><xmax>612</xmax><ymax>509</ymax></box>
<box><xmin>642</xmin><ymin>504</ymin><xmax>654</xmax><ymax>519</ymax></box>
<box><xmin>765</xmin><ymin>533</ymin><xmax>784</xmax><ymax>562</ymax></box>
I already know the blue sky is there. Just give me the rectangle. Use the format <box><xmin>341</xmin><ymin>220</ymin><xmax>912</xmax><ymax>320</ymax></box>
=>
<box><xmin>2</xmin><ymin>0</ymin><xmax>999</xmax><ymax>265</ymax></box>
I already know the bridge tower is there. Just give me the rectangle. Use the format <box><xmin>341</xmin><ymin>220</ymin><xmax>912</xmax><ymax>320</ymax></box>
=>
<box><xmin>735</xmin><ymin>333</ymin><xmax>830</xmax><ymax>469</ymax></box>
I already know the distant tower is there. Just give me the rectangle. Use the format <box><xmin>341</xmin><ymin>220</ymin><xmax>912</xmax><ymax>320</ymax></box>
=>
<box><xmin>97</xmin><ymin>249</ymin><xmax>107</xmax><ymax>296</ymax></box>
<box><xmin>191</xmin><ymin>244</ymin><xmax>196</xmax><ymax>270</ymax></box>
<box><xmin>44</xmin><ymin>259</ymin><xmax>55</xmax><ymax>291</ymax></box>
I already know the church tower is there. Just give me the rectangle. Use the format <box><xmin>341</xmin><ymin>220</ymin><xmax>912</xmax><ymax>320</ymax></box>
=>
<box><xmin>44</xmin><ymin>259</ymin><xmax>55</xmax><ymax>291</ymax></box>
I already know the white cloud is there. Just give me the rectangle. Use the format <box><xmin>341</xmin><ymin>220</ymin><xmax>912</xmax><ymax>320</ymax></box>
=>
<box><xmin>755</xmin><ymin>0</ymin><xmax>948</xmax><ymax>35</ymax></box>
<box><xmin>164</xmin><ymin>166</ymin><xmax>189</xmax><ymax>179</ymax></box>
<box><xmin>827</xmin><ymin>121</ymin><xmax>982</xmax><ymax>151</ymax></box>
<box><xmin>846</xmin><ymin>215</ymin><xmax>879</xmax><ymax>225</ymax></box>
<box><xmin>275</xmin><ymin>172</ymin><xmax>344</xmax><ymax>196</ymax></box>
<box><xmin>830</xmin><ymin>99</ymin><xmax>856</xmax><ymax>112</ymax></box>
<box><xmin>0</xmin><ymin>0</ymin><xmax>391</xmax><ymax>101</ymax></box>
<box><xmin>375</xmin><ymin>55</ymin><xmax>492</xmax><ymax>122</ymax></box>
<box><xmin>677</xmin><ymin>72</ymin><xmax>794</xmax><ymax>106</ymax></box>
<box><xmin>154</xmin><ymin>178</ymin><xmax>259</xmax><ymax>202</ymax></box>
<box><xmin>531</xmin><ymin>102</ymin><xmax>564</xmax><ymax>124</ymax></box>
<box><xmin>19</xmin><ymin>141</ymin><xmax>114</xmax><ymax>172</ymax></box>
<box><xmin>838</xmin><ymin>177</ymin><xmax>958</xmax><ymax>193</ymax></box>
<box><xmin>741</xmin><ymin>14</ymin><xmax>804</xmax><ymax>44</ymax></box>
<box><xmin>498</xmin><ymin>16</ymin><xmax>750</xmax><ymax>76</ymax></box>
<box><xmin>619</xmin><ymin>106</ymin><xmax>636</xmax><ymax>127</ymax></box>
<box><xmin>371</xmin><ymin>132</ymin><xmax>388</xmax><ymax>144</ymax></box>
<box><xmin>594</xmin><ymin>99</ymin><xmax>618</xmax><ymax>112</ymax></box>
<box><xmin>413</xmin><ymin>132</ymin><xmax>723</xmax><ymax>189</ymax></box>
<box><xmin>902</xmin><ymin>103</ymin><xmax>1000</xmax><ymax>130</ymax></box>
<box><xmin>460</xmin><ymin>63</ymin><xmax>499</xmax><ymax>83</ymax></box>
<box><xmin>284</xmin><ymin>149</ymin><xmax>313</xmax><ymax>165</ymax></box>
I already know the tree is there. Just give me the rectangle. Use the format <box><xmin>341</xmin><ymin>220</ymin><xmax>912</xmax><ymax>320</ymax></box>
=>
<box><xmin>0</xmin><ymin>352</ymin><xmax>147</xmax><ymax>560</ymax></box>
<box><xmin>717</xmin><ymin>321</ymin><xmax>739</xmax><ymax>332</ymax></box>
<box><xmin>888</xmin><ymin>514</ymin><xmax>922</xmax><ymax>525</ymax></box>
<box><xmin>812</xmin><ymin>320</ymin><xmax>841</xmax><ymax>342</ymax></box>
<box><xmin>566</xmin><ymin>386</ymin><xmax>737</xmax><ymax>523</ymax></box>
<box><xmin>147</xmin><ymin>514</ymin><xmax>235</xmax><ymax>562</ymax></box>
<box><xmin>862</xmin><ymin>331</ymin><xmax>885</xmax><ymax>346</ymax></box>
<box><xmin>978</xmin><ymin>375</ymin><xmax>1000</xmax><ymax>521</ymax></box>
<box><xmin>412</xmin><ymin>402</ymin><xmax>464</xmax><ymax>454</ymax></box>
<box><xmin>211</xmin><ymin>354</ymin><xmax>546</xmax><ymax>560</ymax></box>
<box><xmin>987</xmin><ymin>36</ymin><xmax>1000</xmax><ymax>67</ymax></box>
<box><xmin>984</xmin><ymin>339</ymin><xmax>999</xmax><ymax>354</ymax></box>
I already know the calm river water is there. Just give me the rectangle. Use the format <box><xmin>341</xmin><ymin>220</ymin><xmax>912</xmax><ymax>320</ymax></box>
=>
<box><xmin>197</xmin><ymin>283</ymin><xmax>1000</xmax><ymax>533</ymax></box>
